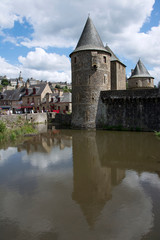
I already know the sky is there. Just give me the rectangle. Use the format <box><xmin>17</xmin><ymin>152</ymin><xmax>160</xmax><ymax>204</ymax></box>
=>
<box><xmin>0</xmin><ymin>0</ymin><xmax>160</xmax><ymax>84</ymax></box>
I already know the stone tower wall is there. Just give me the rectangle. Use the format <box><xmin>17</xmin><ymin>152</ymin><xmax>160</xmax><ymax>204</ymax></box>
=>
<box><xmin>71</xmin><ymin>50</ymin><xmax>111</xmax><ymax>128</ymax></box>
<box><xmin>111</xmin><ymin>62</ymin><xmax>126</xmax><ymax>90</ymax></box>
<box><xmin>128</xmin><ymin>77</ymin><xmax>154</xmax><ymax>89</ymax></box>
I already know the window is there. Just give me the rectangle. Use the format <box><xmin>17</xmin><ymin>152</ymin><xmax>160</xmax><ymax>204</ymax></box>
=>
<box><xmin>103</xmin><ymin>56</ymin><xmax>106</xmax><ymax>63</ymax></box>
<box><xmin>32</xmin><ymin>97</ymin><xmax>34</xmax><ymax>103</ymax></box>
<box><xmin>26</xmin><ymin>89</ymin><xmax>28</xmax><ymax>95</ymax></box>
<box><xmin>74</xmin><ymin>57</ymin><xmax>77</xmax><ymax>63</ymax></box>
<box><xmin>27</xmin><ymin>98</ymin><xmax>29</xmax><ymax>104</ymax></box>
<box><xmin>33</xmin><ymin>88</ymin><xmax>36</xmax><ymax>94</ymax></box>
<box><xmin>66</xmin><ymin>106</ymin><xmax>69</xmax><ymax>111</ymax></box>
<box><xmin>104</xmin><ymin>74</ymin><xmax>107</xmax><ymax>84</ymax></box>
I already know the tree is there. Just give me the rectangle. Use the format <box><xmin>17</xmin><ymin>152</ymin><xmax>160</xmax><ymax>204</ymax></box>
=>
<box><xmin>1</xmin><ymin>79</ymin><xmax>9</xmax><ymax>86</ymax></box>
<box><xmin>55</xmin><ymin>84</ymin><xmax>61</xmax><ymax>89</ymax></box>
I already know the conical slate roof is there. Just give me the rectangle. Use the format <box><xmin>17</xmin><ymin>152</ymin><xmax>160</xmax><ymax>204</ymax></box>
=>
<box><xmin>105</xmin><ymin>45</ymin><xmax>126</xmax><ymax>67</ymax></box>
<box><xmin>130</xmin><ymin>59</ymin><xmax>154</xmax><ymax>78</ymax></box>
<box><xmin>70</xmin><ymin>17</ymin><xmax>110</xmax><ymax>55</ymax></box>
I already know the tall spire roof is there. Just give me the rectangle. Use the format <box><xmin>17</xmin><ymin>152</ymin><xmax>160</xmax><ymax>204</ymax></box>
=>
<box><xmin>70</xmin><ymin>17</ymin><xmax>110</xmax><ymax>55</ymax></box>
<box><xmin>130</xmin><ymin>59</ymin><xmax>154</xmax><ymax>78</ymax></box>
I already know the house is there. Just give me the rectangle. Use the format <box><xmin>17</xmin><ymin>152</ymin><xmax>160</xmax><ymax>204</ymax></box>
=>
<box><xmin>21</xmin><ymin>82</ymin><xmax>52</xmax><ymax>112</ymax></box>
<box><xmin>0</xmin><ymin>87</ymin><xmax>26</xmax><ymax>113</ymax></box>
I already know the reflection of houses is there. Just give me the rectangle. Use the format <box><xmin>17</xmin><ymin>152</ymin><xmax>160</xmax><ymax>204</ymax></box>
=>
<box><xmin>72</xmin><ymin>131</ymin><xmax>125</xmax><ymax>227</ymax></box>
<box><xmin>18</xmin><ymin>130</ymin><xmax>72</xmax><ymax>154</ymax></box>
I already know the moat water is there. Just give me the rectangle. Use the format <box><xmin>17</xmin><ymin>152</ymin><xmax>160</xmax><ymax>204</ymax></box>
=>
<box><xmin>0</xmin><ymin>128</ymin><xmax>160</xmax><ymax>240</ymax></box>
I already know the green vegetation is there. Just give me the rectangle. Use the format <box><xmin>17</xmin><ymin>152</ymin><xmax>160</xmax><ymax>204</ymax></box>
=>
<box><xmin>1</xmin><ymin>79</ymin><xmax>9</xmax><ymax>86</ymax></box>
<box><xmin>155</xmin><ymin>131</ymin><xmax>160</xmax><ymax>138</ymax></box>
<box><xmin>0</xmin><ymin>120</ymin><xmax>37</xmax><ymax>143</ymax></box>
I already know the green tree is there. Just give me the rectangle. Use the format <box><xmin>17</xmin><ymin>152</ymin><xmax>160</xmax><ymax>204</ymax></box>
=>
<box><xmin>1</xmin><ymin>79</ymin><xmax>9</xmax><ymax>86</ymax></box>
<box><xmin>55</xmin><ymin>84</ymin><xmax>61</xmax><ymax>89</ymax></box>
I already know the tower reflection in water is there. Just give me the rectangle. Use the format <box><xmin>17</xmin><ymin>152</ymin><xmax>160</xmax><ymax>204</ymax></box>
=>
<box><xmin>71</xmin><ymin>130</ymin><xmax>125</xmax><ymax>227</ymax></box>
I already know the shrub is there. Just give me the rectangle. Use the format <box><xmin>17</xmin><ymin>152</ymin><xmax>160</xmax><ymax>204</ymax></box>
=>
<box><xmin>0</xmin><ymin>121</ymin><xmax>6</xmax><ymax>133</ymax></box>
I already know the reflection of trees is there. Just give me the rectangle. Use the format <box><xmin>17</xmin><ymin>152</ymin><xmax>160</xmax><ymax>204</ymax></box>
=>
<box><xmin>72</xmin><ymin>131</ymin><xmax>125</xmax><ymax>227</ymax></box>
<box><xmin>17</xmin><ymin>130</ymin><xmax>72</xmax><ymax>154</ymax></box>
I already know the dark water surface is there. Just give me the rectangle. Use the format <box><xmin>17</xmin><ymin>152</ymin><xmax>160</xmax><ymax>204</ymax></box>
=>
<box><xmin>0</xmin><ymin>129</ymin><xmax>160</xmax><ymax>240</ymax></box>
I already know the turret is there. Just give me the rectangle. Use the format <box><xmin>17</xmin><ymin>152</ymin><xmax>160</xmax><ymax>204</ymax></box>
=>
<box><xmin>128</xmin><ymin>59</ymin><xmax>154</xmax><ymax>89</ymax></box>
<box><xmin>70</xmin><ymin>17</ymin><xmax>111</xmax><ymax>128</ymax></box>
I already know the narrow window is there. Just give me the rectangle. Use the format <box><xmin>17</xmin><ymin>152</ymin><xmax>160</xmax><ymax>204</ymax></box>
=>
<box><xmin>74</xmin><ymin>57</ymin><xmax>77</xmax><ymax>63</ymax></box>
<box><xmin>104</xmin><ymin>74</ymin><xmax>107</xmax><ymax>84</ymax></box>
<box><xmin>103</xmin><ymin>56</ymin><xmax>106</xmax><ymax>63</ymax></box>
<box><xmin>89</xmin><ymin>75</ymin><xmax>90</xmax><ymax>84</ymax></box>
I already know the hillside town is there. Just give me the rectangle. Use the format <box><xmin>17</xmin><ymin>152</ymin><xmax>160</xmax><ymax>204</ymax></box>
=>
<box><xmin>0</xmin><ymin>74</ymin><xmax>72</xmax><ymax>114</ymax></box>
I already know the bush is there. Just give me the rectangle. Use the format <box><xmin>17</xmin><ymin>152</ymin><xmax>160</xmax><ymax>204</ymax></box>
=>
<box><xmin>0</xmin><ymin>121</ymin><xmax>6</xmax><ymax>133</ymax></box>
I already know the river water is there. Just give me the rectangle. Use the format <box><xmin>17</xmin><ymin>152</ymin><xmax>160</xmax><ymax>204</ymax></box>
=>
<box><xmin>0</xmin><ymin>128</ymin><xmax>160</xmax><ymax>240</ymax></box>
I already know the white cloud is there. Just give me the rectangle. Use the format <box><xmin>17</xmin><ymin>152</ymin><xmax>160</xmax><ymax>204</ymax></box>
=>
<box><xmin>0</xmin><ymin>147</ymin><xmax>17</xmax><ymax>166</ymax></box>
<box><xmin>18</xmin><ymin>48</ymin><xmax>70</xmax><ymax>71</ymax></box>
<box><xmin>0</xmin><ymin>57</ymin><xmax>20</xmax><ymax>78</ymax></box>
<box><xmin>0</xmin><ymin>49</ymin><xmax>71</xmax><ymax>82</ymax></box>
<box><xmin>0</xmin><ymin>0</ymin><xmax>160</xmax><ymax>82</ymax></box>
<box><xmin>22</xmin><ymin>145</ymin><xmax>72</xmax><ymax>169</ymax></box>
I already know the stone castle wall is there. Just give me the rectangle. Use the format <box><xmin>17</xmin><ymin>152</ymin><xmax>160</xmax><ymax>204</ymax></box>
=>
<box><xmin>96</xmin><ymin>88</ymin><xmax>160</xmax><ymax>131</ymax></box>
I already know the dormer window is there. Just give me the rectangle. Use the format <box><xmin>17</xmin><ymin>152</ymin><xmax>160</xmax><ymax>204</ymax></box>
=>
<box><xmin>33</xmin><ymin>88</ymin><xmax>36</xmax><ymax>94</ymax></box>
<box><xmin>51</xmin><ymin>97</ymin><xmax>53</xmax><ymax>102</ymax></box>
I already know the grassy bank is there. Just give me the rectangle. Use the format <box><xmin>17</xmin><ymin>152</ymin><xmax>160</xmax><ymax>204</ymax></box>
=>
<box><xmin>0</xmin><ymin>119</ymin><xmax>37</xmax><ymax>143</ymax></box>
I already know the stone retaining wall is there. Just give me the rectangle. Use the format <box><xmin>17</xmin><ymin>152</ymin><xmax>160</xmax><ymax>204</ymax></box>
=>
<box><xmin>0</xmin><ymin>113</ymin><xmax>47</xmax><ymax>124</ymax></box>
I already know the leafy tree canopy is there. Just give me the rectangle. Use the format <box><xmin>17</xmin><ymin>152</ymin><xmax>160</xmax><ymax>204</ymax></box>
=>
<box><xmin>1</xmin><ymin>79</ymin><xmax>9</xmax><ymax>86</ymax></box>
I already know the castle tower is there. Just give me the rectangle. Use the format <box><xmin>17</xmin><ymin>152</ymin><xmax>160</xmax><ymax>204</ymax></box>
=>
<box><xmin>105</xmin><ymin>45</ymin><xmax>126</xmax><ymax>90</ymax></box>
<box><xmin>70</xmin><ymin>17</ymin><xmax>111</xmax><ymax>128</ymax></box>
<box><xmin>128</xmin><ymin>59</ymin><xmax>154</xmax><ymax>89</ymax></box>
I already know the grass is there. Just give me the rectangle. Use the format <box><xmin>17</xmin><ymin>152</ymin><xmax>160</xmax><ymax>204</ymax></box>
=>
<box><xmin>0</xmin><ymin>120</ymin><xmax>37</xmax><ymax>143</ymax></box>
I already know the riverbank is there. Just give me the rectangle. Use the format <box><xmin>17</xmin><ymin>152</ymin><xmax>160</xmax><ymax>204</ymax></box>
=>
<box><xmin>0</xmin><ymin>117</ymin><xmax>37</xmax><ymax>144</ymax></box>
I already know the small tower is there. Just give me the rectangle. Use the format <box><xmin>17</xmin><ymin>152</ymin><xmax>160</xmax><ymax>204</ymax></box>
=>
<box><xmin>105</xmin><ymin>45</ymin><xmax>126</xmax><ymax>90</ymax></box>
<box><xmin>128</xmin><ymin>59</ymin><xmax>154</xmax><ymax>89</ymax></box>
<box><xmin>70</xmin><ymin>17</ymin><xmax>111</xmax><ymax>128</ymax></box>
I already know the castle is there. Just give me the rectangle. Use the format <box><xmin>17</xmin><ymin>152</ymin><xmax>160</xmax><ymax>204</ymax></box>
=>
<box><xmin>70</xmin><ymin>17</ymin><xmax>159</xmax><ymax>131</ymax></box>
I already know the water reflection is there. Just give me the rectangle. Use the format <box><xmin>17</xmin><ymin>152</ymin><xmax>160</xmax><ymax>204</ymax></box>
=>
<box><xmin>72</xmin><ymin>131</ymin><xmax>125</xmax><ymax>227</ymax></box>
<box><xmin>0</xmin><ymin>130</ymin><xmax>160</xmax><ymax>239</ymax></box>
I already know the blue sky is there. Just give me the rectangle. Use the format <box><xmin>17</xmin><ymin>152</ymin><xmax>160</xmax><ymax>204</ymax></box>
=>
<box><xmin>0</xmin><ymin>0</ymin><xmax>160</xmax><ymax>84</ymax></box>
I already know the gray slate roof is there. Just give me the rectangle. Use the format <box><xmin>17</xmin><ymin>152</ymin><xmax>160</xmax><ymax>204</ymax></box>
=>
<box><xmin>26</xmin><ymin>84</ymin><xmax>47</xmax><ymax>96</ymax></box>
<box><xmin>70</xmin><ymin>17</ymin><xmax>110</xmax><ymax>55</ymax></box>
<box><xmin>3</xmin><ymin>88</ymin><xmax>26</xmax><ymax>101</ymax></box>
<box><xmin>105</xmin><ymin>45</ymin><xmax>126</xmax><ymax>67</ymax></box>
<box><xmin>130</xmin><ymin>59</ymin><xmax>154</xmax><ymax>79</ymax></box>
